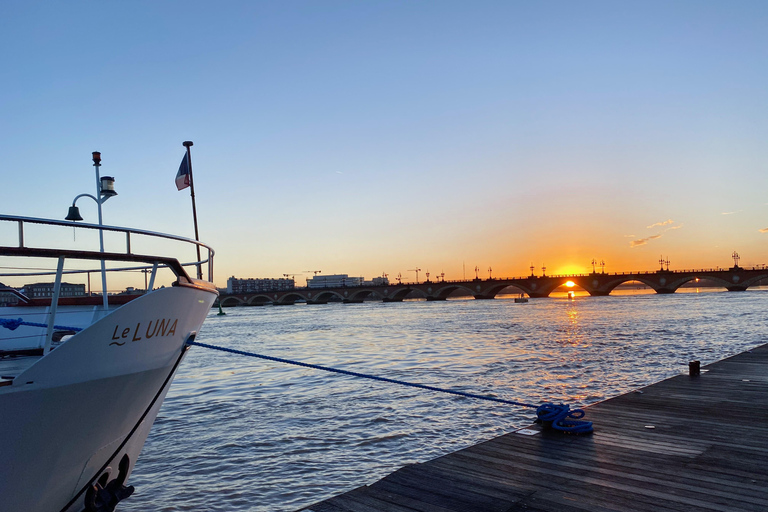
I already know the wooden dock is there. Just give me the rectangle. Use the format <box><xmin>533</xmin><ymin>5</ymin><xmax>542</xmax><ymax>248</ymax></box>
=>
<box><xmin>298</xmin><ymin>344</ymin><xmax>768</xmax><ymax>512</ymax></box>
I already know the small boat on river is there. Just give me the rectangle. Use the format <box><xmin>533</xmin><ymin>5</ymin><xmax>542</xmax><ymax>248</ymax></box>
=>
<box><xmin>0</xmin><ymin>152</ymin><xmax>217</xmax><ymax>512</ymax></box>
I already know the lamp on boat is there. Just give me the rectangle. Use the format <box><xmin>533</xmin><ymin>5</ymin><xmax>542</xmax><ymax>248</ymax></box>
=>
<box><xmin>64</xmin><ymin>160</ymin><xmax>118</xmax><ymax>222</ymax></box>
<box><xmin>63</xmin><ymin>151</ymin><xmax>117</xmax><ymax>310</ymax></box>
<box><xmin>100</xmin><ymin>176</ymin><xmax>117</xmax><ymax>198</ymax></box>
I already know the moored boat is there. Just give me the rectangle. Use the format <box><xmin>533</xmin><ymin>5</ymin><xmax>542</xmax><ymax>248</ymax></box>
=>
<box><xmin>0</xmin><ymin>153</ymin><xmax>217</xmax><ymax>512</ymax></box>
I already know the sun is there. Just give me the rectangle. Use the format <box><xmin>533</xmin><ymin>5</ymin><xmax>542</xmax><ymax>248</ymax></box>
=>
<box><xmin>565</xmin><ymin>281</ymin><xmax>575</xmax><ymax>288</ymax></box>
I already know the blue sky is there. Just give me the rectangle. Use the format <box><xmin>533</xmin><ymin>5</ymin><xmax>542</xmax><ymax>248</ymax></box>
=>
<box><xmin>2</xmin><ymin>1</ymin><xmax>767</xmax><ymax>287</ymax></box>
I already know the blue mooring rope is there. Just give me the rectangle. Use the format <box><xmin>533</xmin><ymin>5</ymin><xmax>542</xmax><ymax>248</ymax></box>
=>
<box><xmin>187</xmin><ymin>340</ymin><xmax>593</xmax><ymax>434</ymax></box>
<box><xmin>0</xmin><ymin>318</ymin><xmax>83</xmax><ymax>332</ymax></box>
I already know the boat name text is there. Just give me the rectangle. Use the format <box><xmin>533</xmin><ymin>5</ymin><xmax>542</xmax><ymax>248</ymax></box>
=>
<box><xmin>111</xmin><ymin>318</ymin><xmax>178</xmax><ymax>345</ymax></box>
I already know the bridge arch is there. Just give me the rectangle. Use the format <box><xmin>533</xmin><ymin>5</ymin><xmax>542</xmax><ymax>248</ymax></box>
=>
<box><xmin>345</xmin><ymin>288</ymin><xmax>381</xmax><ymax>302</ymax></box>
<box><xmin>308</xmin><ymin>290</ymin><xmax>345</xmax><ymax>303</ymax></box>
<box><xmin>276</xmin><ymin>292</ymin><xmax>307</xmax><ymax>305</ymax></box>
<box><xmin>693</xmin><ymin>272</ymin><xmax>765</xmax><ymax>291</ymax></box>
<box><xmin>483</xmin><ymin>283</ymin><xmax>528</xmax><ymax>298</ymax></box>
<box><xmin>578</xmin><ymin>275</ymin><xmax>669</xmax><ymax>295</ymax></box>
<box><xmin>219</xmin><ymin>296</ymin><xmax>244</xmax><ymax>307</ymax></box>
<box><xmin>546</xmin><ymin>279</ymin><xmax>589</xmax><ymax>296</ymax></box>
<box><xmin>431</xmin><ymin>284</ymin><xmax>475</xmax><ymax>300</ymax></box>
<box><xmin>247</xmin><ymin>294</ymin><xmax>274</xmax><ymax>306</ymax></box>
<box><xmin>404</xmin><ymin>287</ymin><xmax>429</xmax><ymax>300</ymax></box>
<box><xmin>520</xmin><ymin>277</ymin><xmax>579</xmax><ymax>298</ymax></box>
<box><xmin>379</xmin><ymin>287</ymin><xmax>419</xmax><ymax>302</ymax></box>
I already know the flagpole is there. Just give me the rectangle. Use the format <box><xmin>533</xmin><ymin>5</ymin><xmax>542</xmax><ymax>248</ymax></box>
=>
<box><xmin>183</xmin><ymin>140</ymin><xmax>203</xmax><ymax>279</ymax></box>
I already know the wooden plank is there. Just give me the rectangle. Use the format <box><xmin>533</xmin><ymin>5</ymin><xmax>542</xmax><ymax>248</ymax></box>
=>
<box><xmin>437</xmin><ymin>447</ymin><xmax>759</xmax><ymax>510</ymax></box>
<box><xmin>481</xmin><ymin>434</ymin><xmax>767</xmax><ymax>497</ymax></box>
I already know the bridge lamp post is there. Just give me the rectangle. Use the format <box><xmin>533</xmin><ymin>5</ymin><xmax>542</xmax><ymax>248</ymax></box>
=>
<box><xmin>474</xmin><ymin>266</ymin><xmax>480</xmax><ymax>280</ymax></box>
<box><xmin>530</xmin><ymin>263</ymin><xmax>535</xmax><ymax>277</ymax></box>
<box><xmin>64</xmin><ymin>151</ymin><xmax>117</xmax><ymax>310</ymax></box>
<box><xmin>488</xmin><ymin>266</ymin><xmax>492</xmax><ymax>280</ymax></box>
<box><xmin>600</xmin><ymin>260</ymin><xmax>606</xmax><ymax>274</ymax></box>
<box><xmin>591</xmin><ymin>259</ymin><xmax>597</xmax><ymax>274</ymax></box>
<box><xmin>541</xmin><ymin>265</ymin><xmax>546</xmax><ymax>277</ymax></box>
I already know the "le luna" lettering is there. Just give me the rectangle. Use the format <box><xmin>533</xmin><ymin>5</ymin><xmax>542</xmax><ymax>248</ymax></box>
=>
<box><xmin>111</xmin><ymin>318</ymin><xmax>178</xmax><ymax>342</ymax></box>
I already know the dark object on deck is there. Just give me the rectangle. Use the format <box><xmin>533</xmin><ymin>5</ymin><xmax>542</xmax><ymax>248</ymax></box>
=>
<box><xmin>689</xmin><ymin>359</ymin><xmax>701</xmax><ymax>376</ymax></box>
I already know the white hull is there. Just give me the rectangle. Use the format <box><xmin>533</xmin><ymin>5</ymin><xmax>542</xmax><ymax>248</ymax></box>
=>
<box><xmin>0</xmin><ymin>284</ymin><xmax>217</xmax><ymax>512</ymax></box>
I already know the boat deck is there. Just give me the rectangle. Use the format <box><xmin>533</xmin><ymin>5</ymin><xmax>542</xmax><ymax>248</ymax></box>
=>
<box><xmin>298</xmin><ymin>343</ymin><xmax>768</xmax><ymax>512</ymax></box>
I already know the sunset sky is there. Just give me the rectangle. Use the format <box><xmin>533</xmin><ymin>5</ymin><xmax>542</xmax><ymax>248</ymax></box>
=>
<box><xmin>2</xmin><ymin>1</ymin><xmax>767</xmax><ymax>288</ymax></box>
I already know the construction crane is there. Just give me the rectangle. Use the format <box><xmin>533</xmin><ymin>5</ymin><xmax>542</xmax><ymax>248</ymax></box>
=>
<box><xmin>304</xmin><ymin>270</ymin><xmax>322</xmax><ymax>275</ymax></box>
<box><xmin>408</xmin><ymin>268</ymin><xmax>421</xmax><ymax>284</ymax></box>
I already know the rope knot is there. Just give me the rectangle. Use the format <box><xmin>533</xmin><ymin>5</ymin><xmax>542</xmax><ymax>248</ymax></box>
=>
<box><xmin>536</xmin><ymin>402</ymin><xmax>593</xmax><ymax>434</ymax></box>
<box><xmin>0</xmin><ymin>318</ymin><xmax>24</xmax><ymax>331</ymax></box>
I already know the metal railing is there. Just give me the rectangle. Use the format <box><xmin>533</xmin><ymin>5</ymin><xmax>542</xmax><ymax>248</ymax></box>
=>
<box><xmin>0</xmin><ymin>214</ymin><xmax>215</xmax><ymax>283</ymax></box>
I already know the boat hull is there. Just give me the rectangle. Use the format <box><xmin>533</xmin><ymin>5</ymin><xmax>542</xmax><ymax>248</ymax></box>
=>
<box><xmin>0</xmin><ymin>284</ymin><xmax>216</xmax><ymax>512</ymax></box>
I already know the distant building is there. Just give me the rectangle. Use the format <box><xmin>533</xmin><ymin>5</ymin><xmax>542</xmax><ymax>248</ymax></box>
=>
<box><xmin>116</xmin><ymin>287</ymin><xmax>145</xmax><ymax>296</ymax></box>
<box><xmin>368</xmin><ymin>276</ymin><xmax>390</xmax><ymax>286</ymax></box>
<box><xmin>307</xmin><ymin>274</ymin><xmax>364</xmax><ymax>288</ymax></box>
<box><xmin>227</xmin><ymin>276</ymin><xmax>295</xmax><ymax>294</ymax></box>
<box><xmin>0</xmin><ymin>288</ymin><xmax>25</xmax><ymax>307</ymax></box>
<box><xmin>20</xmin><ymin>282</ymin><xmax>86</xmax><ymax>299</ymax></box>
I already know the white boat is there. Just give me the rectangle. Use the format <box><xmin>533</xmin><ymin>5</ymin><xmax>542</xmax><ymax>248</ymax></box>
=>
<box><xmin>0</xmin><ymin>155</ymin><xmax>217</xmax><ymax>512</ymax></box>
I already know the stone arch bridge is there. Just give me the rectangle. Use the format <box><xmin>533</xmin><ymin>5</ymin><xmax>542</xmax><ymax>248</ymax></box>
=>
<box><xmin>218</xmin><ymin>267</ymin><xmax>768</xmax><ymax>306</ymax></box>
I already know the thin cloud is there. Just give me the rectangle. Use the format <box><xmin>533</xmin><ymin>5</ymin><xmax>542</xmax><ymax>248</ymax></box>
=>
<box><xmin>760</xmin><ymin>227</ymin><xmax>768</xmax><ymax>233</ymax></box>
<box><xmin>667</xmin><ymin>224</ymin><xmax>683</xmax><ymax>230</ymax></box>
<box><xmin>647</xmin><ymin>219</ymin><xmax>673</xmax><ymax>229</ymax></box>
<box><xmin>721</xmin><ymin>211</ymin><xmax>740</xmax><ymax>215</ymax></box>
<box><xmin>624</xmin><ymin>234</ymin><xmax>636</xmax><ymax>238</ymax></box>
<box><xmin>630</xmin><ymin>234</ymin><xmax>662</xmax><ymax>248</ymax></box>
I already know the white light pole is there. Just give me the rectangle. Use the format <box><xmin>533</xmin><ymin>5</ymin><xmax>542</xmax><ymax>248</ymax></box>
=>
<box><xmin>65</xmin><ymin>151</ymin><xmax>117</xmax><ymax>310</ymax></box>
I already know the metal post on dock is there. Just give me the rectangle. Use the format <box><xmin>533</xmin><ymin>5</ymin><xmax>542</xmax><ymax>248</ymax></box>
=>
<box><xmin>689</xmin><ymin>360</ymin><xmax>701</xmax><ymax>376</ymax></box>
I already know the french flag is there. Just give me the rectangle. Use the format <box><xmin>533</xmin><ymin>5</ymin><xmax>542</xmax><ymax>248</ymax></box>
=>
<box><xmin>175</xmin><ymin>153</ymin><xmax>190</xmax><ymax>191</ymax></box>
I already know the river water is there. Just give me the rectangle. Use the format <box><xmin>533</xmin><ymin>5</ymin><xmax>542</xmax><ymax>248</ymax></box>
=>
<box><xmin>122</xmin><ymin>288</ymin><xmax>768</xmax><ymax>511</ymax></box>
